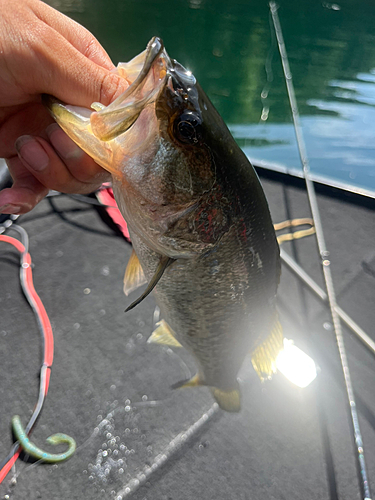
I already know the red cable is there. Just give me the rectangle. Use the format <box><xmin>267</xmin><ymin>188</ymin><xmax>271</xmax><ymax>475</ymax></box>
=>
<box><xmin>0</xmin><ymin>234</ymin><xmax>24</xmax><ymax>252</ymax></box>
<box><xmin>0</xmin><ymin>454</ymin><xmax>19</xmax><ymax>485</ymax></box>
<box><xmin>0</xmin><ymin>234</ymin><xmax>54</xmax><ymax>484</ymax></box>
<box><xmin>96</xmin><ymin>186</ymin><xmax>131</xmax><ymax>241</ymax></box>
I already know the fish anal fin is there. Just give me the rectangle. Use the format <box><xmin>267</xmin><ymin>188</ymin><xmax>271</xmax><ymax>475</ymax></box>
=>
<box><xmin>171</xmin><ymin>373</ymin><xmax>202</xmax><ymax>390</ymax></box>
<box><xmin>147</xmin><ymin>319</ymin><xmax>182</xmax><ymax>347</ymax></box>
<box><xmin>211</xmin><ymin>387</ymin><xmax>241</xmax><ymax>412</ymax></box>
<box><xmin>123</xmin><ymin>249</ymin><xmax>147</xmax><ymax>296</ymax></box>
<box><xmin>125</xmin><ymin>256</ymin><xmax>174</xmax><ymax>312</ymax></box>
<box><xmin>251</xmin><ymin>314</ymin><xmax>284</xmax><ymax>380</ymax></box>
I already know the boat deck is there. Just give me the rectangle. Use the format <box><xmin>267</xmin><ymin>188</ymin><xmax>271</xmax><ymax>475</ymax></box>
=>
<box><xmin>1</xmin><ymin>170</ymin><xmax>375</xmax><ymax>500</ymax></box>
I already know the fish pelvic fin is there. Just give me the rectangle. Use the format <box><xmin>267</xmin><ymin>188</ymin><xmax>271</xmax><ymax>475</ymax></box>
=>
<box><xmin>251</xmin><ymin>314</ymin><xmax>284</xmax><ymax>380</ymax></box>
<box><xmin>123</xmin><ymin>249</ymin><xmax>147</xmax><ymax>296</ymax></box>
<box><xmin>147</xmin><ymin>319</ymin><xmax>182</xmax><ymax>347</ymax></box>
<box><xmin>125</xmin><ymin>255</ymin><xmax>174</xmax><ymax>312</ymax></box>
<box><xmin>211</xmin><ymin>387</ymin><xmax>241</xmax><ymax>413</ymax></box>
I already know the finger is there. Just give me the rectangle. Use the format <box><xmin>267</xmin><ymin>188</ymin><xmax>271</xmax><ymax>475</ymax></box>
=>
<box><xmin>31</xmin><ymin>0</ymin><xmax>115</xmax><ymax>70</ymax></box>
<box><xmin>39</xmin><ymin>28</ymin><xmax>128</xmax><ymax>108</ymax></box>
<box><xmin>0</xmin><ymin>0</ymin><xmax>127</xmax><ymax>108</ymax></box>
<box><xmin>15</xmin><ymin>133</ymin><xmax>109</xmax><ymax>194</ymax></box>
<box><xmin>0</xmin><ymin>103</ymin><xmax>54</xmax><ymax>158</ymax></box>
<box><xmin>0</xmin><ymin>157</ymin><xmax>48</xmax><ymax>214</ymax></box>
<box><xmin>45</xmin><ymin>124</ymin><xmax>110</xmax><ymax>184</ymax></box>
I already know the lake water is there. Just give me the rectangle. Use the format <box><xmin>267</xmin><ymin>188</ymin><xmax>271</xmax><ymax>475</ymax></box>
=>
<box><xmin>48</xmin><ymin>0</ymin><xmax>375</xmax><ymax>196</ymax></box>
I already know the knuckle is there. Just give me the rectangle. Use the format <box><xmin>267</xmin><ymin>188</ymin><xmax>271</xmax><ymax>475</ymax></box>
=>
<box><xmin>82</xmin><ymin>36</ymin><xmax>99</xmax><ymax>60</ymax></box>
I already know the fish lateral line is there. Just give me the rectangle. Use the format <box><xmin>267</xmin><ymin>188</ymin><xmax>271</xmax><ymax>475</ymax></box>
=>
<box><xmin>125</xmin><ymin>255</ymin><xmax>175</xmax><ymax>312</ymax></box>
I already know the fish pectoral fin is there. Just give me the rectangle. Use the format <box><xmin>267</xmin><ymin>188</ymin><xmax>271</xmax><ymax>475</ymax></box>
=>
<box><xmin>171</xmin><ymin>373</ymin><xmax>203</xmax><ymax>390</ymax></box>
<box><xmin>210</xmin><ymin>387</ymin><xmax>241</xmax><ymax>412</ymax></box>
<box><xmin>251</xmin><ymin>314</ymin><xmax>284</xmax><ymax>380</ymax></box>
<box><xmin>147</xmin><ymin>319</ymin><xmax>182</xmax><ymax>347</ymax></box>
<box><xmin>123</xmin><ymin>249</ymin><xmax>147</xmax><ymax>296</ymax></box>
<box><xmin>125</xmin><ymin>256</ymin><xmax>175</xmax><ymax>312</ymax></box>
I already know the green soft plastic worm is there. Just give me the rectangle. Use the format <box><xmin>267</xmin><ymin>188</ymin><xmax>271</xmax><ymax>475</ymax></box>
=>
<box><xmin>12</xmin><ymin>415</ymin><xmax>76</xmax><ymax>463</ymax></box>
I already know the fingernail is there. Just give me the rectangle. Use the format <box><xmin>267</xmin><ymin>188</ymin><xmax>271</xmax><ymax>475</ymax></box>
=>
<box><xmin>15</xmin><ymin>136</ymin><xmax>49</xmax><ymax>172</ymax></box>
<box><xmin>0</xmin><ymin>204</ymin><xmax>21</xmax><ymax>214</ymax></box>
<box><xmin>46</xmin><ymin>123</ymin><xmax>83</xmax><ymax>160</ymax></box>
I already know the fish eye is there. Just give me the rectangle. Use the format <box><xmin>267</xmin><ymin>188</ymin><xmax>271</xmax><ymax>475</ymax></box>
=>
<box><xmin>173</xmin><ymin>111</ymin><xmax>202</xmax><ymax>144</ymax></box>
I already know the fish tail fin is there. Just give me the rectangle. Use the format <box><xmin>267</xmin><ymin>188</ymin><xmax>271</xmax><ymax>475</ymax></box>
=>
<box><xmin>210</xmin><ymin>387</ymin><xmax>241</xmax><ymax>412</ymax></box>
<box><xmin>251</xmin><ymin>314</ymin><xmax>284</xmax><ymax>380</ymax></box>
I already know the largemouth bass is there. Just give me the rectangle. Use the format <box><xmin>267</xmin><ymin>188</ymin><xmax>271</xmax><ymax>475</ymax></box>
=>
<box><xmin>44</xmin><ymin>37</ymin><xmax>283</xmax><ymax>412</ymax></box>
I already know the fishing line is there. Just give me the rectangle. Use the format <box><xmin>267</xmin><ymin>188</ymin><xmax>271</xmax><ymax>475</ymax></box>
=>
<box><xmin>269</xmin><ymin>3</ymin><xmax>372</xmax><ymax>499</ymax></box>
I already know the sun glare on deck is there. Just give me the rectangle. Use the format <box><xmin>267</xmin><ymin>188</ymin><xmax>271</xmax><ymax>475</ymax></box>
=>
<box><xmin>276</xmin><ymin>339</ymin><xmax>317</xmax><ymax>388</ymax></box>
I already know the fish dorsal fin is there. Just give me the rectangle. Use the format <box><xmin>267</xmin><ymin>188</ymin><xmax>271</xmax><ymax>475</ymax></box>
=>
<box><xmin>210</xmin><ymin>387</ymin><xmax>241</xmax><ymax>412</ymax></box>
<box><xmin>125</xmin><ymin>256</ymin><xmax>174</xmax><ymax>312</ymax></box>
<box><xmin>147</xmin><ymin>319</ymin><xmax>182</xmax><ymax>347</ymax></box>
<box><xmin>171</xmin><ymin>373</ymin><xmax>202</xmax><ymax>389</ymax></box>
<box><xmin>251</xmin><ymin>314</ymin><xmax>284</xmax><ymax>380</ymax></box>
<box><xmin>123</xmin><ymin>249</ymin><xmax>147</xmax><ymax>296</ymax></box>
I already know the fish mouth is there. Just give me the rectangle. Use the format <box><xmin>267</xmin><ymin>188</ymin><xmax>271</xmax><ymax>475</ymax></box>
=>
<box><xmin>43</xmin><ymin>37</ymin><xmax>172</xmax><ymax>171</ymax></box>
<box><xmin>89</xmin><ymin>37</ymin><xmax>171</xmax><ymax>142</ymax></box>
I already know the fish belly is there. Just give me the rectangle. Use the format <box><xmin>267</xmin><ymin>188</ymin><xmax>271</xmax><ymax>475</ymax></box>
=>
<box><xmin>129</xmin><ymin>226</ymin><xmax>278</xmax><ymax>389</ymax></box>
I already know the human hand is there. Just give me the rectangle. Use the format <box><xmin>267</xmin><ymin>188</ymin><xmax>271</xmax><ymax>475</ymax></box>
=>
<box><xmin>0</xmin><ymin>0</ymin><xmax>128</xmax><ymax>214</ymax></box>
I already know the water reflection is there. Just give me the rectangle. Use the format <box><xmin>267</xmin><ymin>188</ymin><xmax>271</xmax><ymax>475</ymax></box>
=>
<box><xmin>45</xmin><ymin>0</ymin><xmax>375</xmax><ymax>191</ymax></box>
<box><xmin>47</xmin><ymin>0</ymin><xmax>84</xmax><ymax>13</ymax></box>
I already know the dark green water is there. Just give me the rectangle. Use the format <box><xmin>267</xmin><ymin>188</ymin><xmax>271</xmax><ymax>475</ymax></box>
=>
<box><xmin>48</xmin><ymin>0</ymin><xmax>375</xmax><ymax>193</ymax></box>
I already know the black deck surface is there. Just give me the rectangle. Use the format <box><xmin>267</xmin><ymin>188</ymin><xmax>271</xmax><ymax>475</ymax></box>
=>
<box><xmin>1</xmin><ymin>171</ymin><xmax>375</xmax><ymax>500</ymax></box>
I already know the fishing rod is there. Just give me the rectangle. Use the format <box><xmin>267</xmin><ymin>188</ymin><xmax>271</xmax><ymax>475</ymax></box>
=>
<box><xmin>269</xmin><ymin>3</ymin><xmax>372</xmax><ymax>499</ymax></box>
